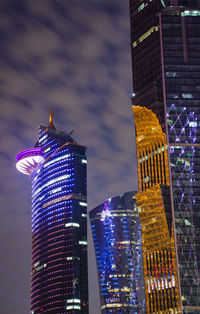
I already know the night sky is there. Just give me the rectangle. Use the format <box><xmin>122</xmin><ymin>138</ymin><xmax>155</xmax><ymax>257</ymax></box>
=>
<box><xmin>0</xmin><ymin>1</ymin><xmax>138</xmax><ymax>313</ymax></box>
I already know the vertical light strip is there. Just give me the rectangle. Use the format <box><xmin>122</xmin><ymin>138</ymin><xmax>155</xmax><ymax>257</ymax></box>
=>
<box><xmin>138</xmin><ymin>151</ymin><xmax>142</xmax><ymax>191</ymax></box>
<box><xmin>157</xmin><ymin>143</ymin><xmax>161</xmax><ymax>184</ymax></box>
<box><xmin>150</xmin><ymin>146</ymin><xmax>155</xmax><ymax>185</ymax></box>
<box><xmin>154</xmin><ymin>144</ymin><xmax>158</xmax><ymax>185</ymax></box>
<box><xmin>141</xmin><ymin>151</ymin><xmax>145</xmax><ymax>191</ymax></box>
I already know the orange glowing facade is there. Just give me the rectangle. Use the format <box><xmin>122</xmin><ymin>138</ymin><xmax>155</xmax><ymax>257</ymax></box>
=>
<box><xmin>133</xmin><ymin>106</ymin><xmax>181</xmax><ymax>313</ymax></box>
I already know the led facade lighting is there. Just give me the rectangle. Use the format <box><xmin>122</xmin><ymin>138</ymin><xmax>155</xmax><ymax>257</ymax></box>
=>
<box><xmin>16</xmin><ymin>112</ymin><xmax>88</xmax><ymax>313</ymax></box>
<box><xmin>133</xmin><ymin>106</ymin><xmax>181</xmax><ymax>313</ymax></box>
<box><xmin>130</xmin><ymin>1</ymin><xmax>200</xmax><ymax>311</ymax></box>
<box><xmin>90</xmin><ymin>192</ymin><xmax>146</xmax><ymax>314</ymax></box>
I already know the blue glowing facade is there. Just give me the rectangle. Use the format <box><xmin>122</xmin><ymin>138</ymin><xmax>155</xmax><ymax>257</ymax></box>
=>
<box><xmin>16</xmin><ymin>116</ymin><xmax>88</xmax><ymax>313</ymax></box>
<box><xmin>90</xmin><ymin>192</ymin><xmax>145</xmax><ymax>313</ymax></box>
<box><xmin>130</xmin><ymin>1</ymin><xmax>200</xmax><ymax>311</ymax></box>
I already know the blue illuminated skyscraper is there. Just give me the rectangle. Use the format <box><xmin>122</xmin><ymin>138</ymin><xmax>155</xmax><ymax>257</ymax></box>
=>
<box><xmin>90</xmin><ymin>192</ymin><xmax>145</xmax><ymax>313</ymax></box>
<box><xmin>16</xmin><ymin>111</ymin><xmax>88</xmax><ymax>313</ymax></box>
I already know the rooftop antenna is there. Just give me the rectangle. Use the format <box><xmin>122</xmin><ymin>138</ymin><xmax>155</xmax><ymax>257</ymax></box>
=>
<box><xmin>68</xmin><ymin>129</ymin><xmax>75</xmax><ymax>136</ymax></box>
<box><xmin>48</xmin><ymin>108</ymin><xmax>56</xmax><ymax>130</ymax></box>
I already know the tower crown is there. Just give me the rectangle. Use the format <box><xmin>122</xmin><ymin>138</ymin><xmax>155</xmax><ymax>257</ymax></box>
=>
<box><xmin>16</xmin><ymin>148</ymin><xmax>44</xmax><ymax>175</ymax></box>
<box><xmin>47</xmin><ymin>108</ymin><xmax>56</xmax><ymax>130</ymax></box>
<box><xmin>133</xmin><ymin>106</ymin><xmax>163</xmax><ymax>143</ymax></box>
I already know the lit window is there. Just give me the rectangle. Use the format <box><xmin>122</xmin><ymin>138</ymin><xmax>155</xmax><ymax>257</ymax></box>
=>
<box><xmin>50</xmin><ymin>187</ymin><xmax>62</xmax><ymax>195</ymax></box>
<box><xmin>33</xmin><ymin>174</ymin><xmax>70</xmax><ymax>197</ymax></box>
<box><xmin>138</xmin><ymin>3</ymin><xmax>147</xmax><ymax>12</ymax></box>
<box><xmin>166</xmin><ymin>72</ymin><xmax>177</xmax><ymax>77</ymax></box>
<box><xmin>185</xmin><ymin>219</ymin><xmax>192</xmax><ymax>226</ymax></box>
<box><xmin>182</xmin><ymin>93</ymin><xmax>193</xmax><ymax>99</ymax></box>
<box><xmin>32</xmin><ymin>263</ymin><xmax>47</xmax><ymax>274</ymax></box>
<box><xmin>101</xmin><ymin>303</ymin><xmax>123</xmax><ymax>309</ymax></box>
<box><xmin>43</xmin><ymin>194</ymin><xmax>73</xmax><ymax>209</ymax></box>
<box><xmin>66</xmin><ymin>299</ymin><xmax>81</xmax><ymax>309</ymax></box>
<box><xmin>132</xmin><ymin>25</ymin><xmax>159</xmax><ymax>48</ymax></box>
<box><xmin>67</xmin><ymin>256</ymin><xmax>80</xmax><ymax>261</ymax></box>
<box><xmin>65</xmin><ymin>222</ymin><xmax>80</xmax><ymax>228</ymax></box>
<box><xmin>79</xmin><ymin>202</ymin><xmax>87</xmax><ymax>207</ymax></box>
<box><xmin>39</xmin><ymin>134</ymin><xmax>48</xmax><ymax>143</ymax></box>
<box><xmin>44</xmin><ymin>154</ymin><xmax>70</xmax><ymax>168</ymax></box>
<box><xmin>67</xmin><ymin>299</ymin><xmax>81</xmax><ymax>303</ymax></box>
<box><xmin>44</xmin><ymin>147</ymin><xmax>51</xmax><ymax>153</ymax></box>
<box><xmin>181</xmin><ymin>10</ymin><xmax>200</xmax><ymax>17</ymax></box>
<box><xmin>79</xmin><ymin>241</ymin><xmax>87</xmax><ymax>245</ymax></box>
<box><xmin>189</xmin><ymin>121</ymin><xmax>197</xmax><ymax>127</ymax></box>
<box><xmin>66</xmin><ymin>305</ymin><xmax>81</xmax><ymax>310</ymax></box>
<box><xmin>33</xmin><ymin>261</ymin><xmax>40</xmax><ymax>268</ymax></box>
<box><xmin>161</xmin><ymin>0</ymin><xmax>166</xmax><ymax>7</ymax></box>
<box><xmin>67</xmin><ymin>257</ymin><xmax>73</xmax><ymax>260</ymax></box>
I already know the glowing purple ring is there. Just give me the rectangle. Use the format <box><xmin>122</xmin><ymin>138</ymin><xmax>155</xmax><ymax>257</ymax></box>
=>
<box><xmin>16</xmin><ymin>148</ymin><xmax>45</xmax><ymax>176</ymax></box>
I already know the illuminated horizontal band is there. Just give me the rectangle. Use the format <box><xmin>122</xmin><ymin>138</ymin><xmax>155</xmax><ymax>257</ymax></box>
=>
<box><xmin>101</xmin><ymin>303</ymin><xmax>123</xmax><ymax>309</ymax></box>
<box><xmin>43</xmin><ymin>193</ymin><xmax>86</xmax><ymax>209</ymax></box>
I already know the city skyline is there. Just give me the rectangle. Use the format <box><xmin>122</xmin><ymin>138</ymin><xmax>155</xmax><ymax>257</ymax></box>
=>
<box><xmin>0</xmin><ymin>2</ymin><xmax>135</xmax><ymax>314</ymax></box>
<box><xmin>3</xmin><ymin>1</ymin><xmax>200</xmax><ymax>313</ymax></box>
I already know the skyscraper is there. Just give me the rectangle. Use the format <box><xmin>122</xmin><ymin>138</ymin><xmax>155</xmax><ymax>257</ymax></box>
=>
<box><xmin>130</xmin><ymin>1</ymin><xmax>200</xmax><ymax>312</ymax></box>
<box><xmin>90</xmin><ymin>192</ymin><xmax>146</xmax><ymax>313</ymax></box>
<box><xmin>16</xmin><ymin>111</ymin><xmax>88</xmax><ymax>314</ymax></box>
<box><xmin>133</xmin><ymin>106</ymin><xmax>181</xmax><ymax>313</ymax></box>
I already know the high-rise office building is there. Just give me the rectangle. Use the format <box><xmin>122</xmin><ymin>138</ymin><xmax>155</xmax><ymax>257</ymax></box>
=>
<box><xmin>130</xmin><ymin>1</ymin><xmax>200</xmax><ymax>312</ymax></box>
<box><xmin>133</xmin><ymin>106</ymin><xmax>181</xmax><ymax>313</ymax></box>
<box><xmin>90</xmin><ymin>192</ymin><xmax>146</xmax><ymax>313</ymax></box>
<box><xmin>16</xmin><ymin>111</ymin><xmax>88</xmax><ymax>313</ymax></box>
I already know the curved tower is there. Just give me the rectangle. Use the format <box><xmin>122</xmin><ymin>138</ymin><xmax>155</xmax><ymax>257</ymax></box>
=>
<box><xmin>133</xmin><ymin>106</ymin><xmax>181</xmax><ymax>313</ymax></box>
<box><xmin>90</xmin><ymin>192</ymin><xmax>146</xmax><ymax>313</ymax></box>
<box><xmin>16</xmin><ymin>112</ymin><xmax>88</xmax><ymax>313</ymax></box>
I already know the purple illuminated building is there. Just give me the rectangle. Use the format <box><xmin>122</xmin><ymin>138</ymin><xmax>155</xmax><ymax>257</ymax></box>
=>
<box><xmin>16</xmin><ymin>112</ymin><xmax>88</xmax><ymax>313</ymax></box>
<box><xmin>130</xmin><ymin>0</ymin><xmax>200</xmax><ymax>311</ymax></box>
<box><xmin>90</xmin><ymin>192</ymin><xmax>145</xmax><ymax>313</ymax></box>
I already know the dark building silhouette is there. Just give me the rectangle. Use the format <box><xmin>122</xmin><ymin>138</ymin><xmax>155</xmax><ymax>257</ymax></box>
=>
<box><xmin>16</xmin><ymin>112</ymin><xmax>88</xmax><ymax>313</ymax></box>
<box><xmin>130</xmin><ymin>1</ymin><xmax>200</xmax><ymax>312</ymax></box>
<box><xmin>90</xmin><ymin>192</ymin><xmax>146</xmax><ymax>313</ymax></box>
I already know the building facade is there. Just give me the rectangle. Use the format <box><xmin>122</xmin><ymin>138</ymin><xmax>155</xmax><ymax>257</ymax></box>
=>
<box><xmin>133</xmin><ymin>106</ymin><xmax>181</xmax><ymax>313</ymax></box>
<box><xmin>130</xmin><ymin>1</ymin><xmax>200</xmax><ymax>312</ymax></box>
<box><xmin>90</xmin><ymin>192</ymin><xmax>146</xmax><ymax>313</ymax></box>
<box><xmin>16</xmin><ymin>112</ymin><xmax>88</xmax><ymax>313</ymax></box>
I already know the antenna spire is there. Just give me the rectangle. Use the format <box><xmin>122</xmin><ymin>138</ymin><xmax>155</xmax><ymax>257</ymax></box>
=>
<box><xmin>48</xmin><ymin>108</ymin><xmax>56</xmax><ymax>130</ymax></box>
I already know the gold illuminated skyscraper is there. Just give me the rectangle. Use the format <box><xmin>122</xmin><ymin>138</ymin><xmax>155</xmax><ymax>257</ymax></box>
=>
<box><xmin>133</xmin><ymin>106</ymin><xmax>181</xmax><ymax>313</ymax></box>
